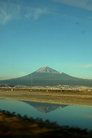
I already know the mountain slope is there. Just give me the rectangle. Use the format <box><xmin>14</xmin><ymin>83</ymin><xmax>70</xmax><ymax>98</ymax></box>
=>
<box><xmin>0</xmin><ymin>66</ymin><xmax>92</xmax><ymax>87</ymax></box>
<box><xmin>36</xmin><ymin>66</ymin><xmax>60</xmax><ymax>74</ymax></box>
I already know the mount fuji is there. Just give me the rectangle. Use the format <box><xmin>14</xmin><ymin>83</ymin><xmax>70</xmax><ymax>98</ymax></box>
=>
<box><xmin>0</xmin><ymin>66</ymin><xmax>92</xmax><ymax>87</ymax></box>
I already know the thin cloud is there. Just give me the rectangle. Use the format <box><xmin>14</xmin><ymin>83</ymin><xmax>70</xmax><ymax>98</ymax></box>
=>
<box><xmin>53</xmin><ymin>0</ymin><xmax>92</xmax><ymax>11</ymax></box>
<box><xmin>63</xmin><ymin>64</ymin><xmax>92</xmax><ymax>69</ymax></box>
<box><xmin>0</xmin><ymin>1</ymin><xmax>21</xmax><ymax>24</ymax></box>
<box><xmin>79</xmin><ymin>64</ymin><xmax>92</xmax><ymax>68</ymax></box>
<box><xmin>24</xmin><ymin>7</ymin><xmax>50</xmax><ymax>20</ymax></box>
<box><xmin>0</xmin><ymin>0</ymin><xmax>92</xmax><ymax>25</ymax></box>
<box><xmin>0</xmin><ymin>1</ymin><xmax>50</xmax><ymax>25</ymax></box>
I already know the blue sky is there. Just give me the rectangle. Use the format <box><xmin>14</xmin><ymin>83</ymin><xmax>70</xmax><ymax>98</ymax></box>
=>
<box><xmin>0</xmin><ymin>0</ymin><xmax>92</xmax><ymax>79</ymax></box>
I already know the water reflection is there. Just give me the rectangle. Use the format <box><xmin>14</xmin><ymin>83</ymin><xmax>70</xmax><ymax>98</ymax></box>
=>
<box><xmin>0</xmin><ymin>99</ymin><xmax>92</xmax><ymax>130</ymax></box>
<box><xmin>23</xmin><ymin>101</ymin><xmax>67</xmax><ymax>113</ymax></box>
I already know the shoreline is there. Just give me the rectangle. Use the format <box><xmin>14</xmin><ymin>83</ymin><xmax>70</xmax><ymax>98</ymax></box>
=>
<box><xmin>0</xmin><ymin>110</ymin><xmax>91</xmax><ymax>137</ymax></box>
<box><xmin>0</xmin><ymin>90</ymin><xmax>92</xmax><ymax>106</ymax></box>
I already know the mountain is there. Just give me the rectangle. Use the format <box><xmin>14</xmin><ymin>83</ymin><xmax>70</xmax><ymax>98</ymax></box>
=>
<box><xmin>0</xmin><ymin>66</ymin><xmax>92</xmax><ymax>87</ymax></box>
<box><xmin>36</xmin><ymin>66</ymin><xmax>60</xmax><ymax>74</ymax></box>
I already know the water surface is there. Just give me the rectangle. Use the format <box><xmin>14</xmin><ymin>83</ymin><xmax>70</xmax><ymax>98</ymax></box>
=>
<box><xmin>0</xmin><ymin>99</ymin><xmax>92</xmax><ymax>130</ymax></box>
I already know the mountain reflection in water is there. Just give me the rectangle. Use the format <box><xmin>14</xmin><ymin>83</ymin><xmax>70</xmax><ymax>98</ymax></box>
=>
<box><xmin>0</xmin><ymin>99</ymin><xmax>92</xmax><ymax>130</ymax></box>
<box><xmin>23</xmin><ymin>101</ymin><xmax>67</xmax><ymax>113</ymax></box>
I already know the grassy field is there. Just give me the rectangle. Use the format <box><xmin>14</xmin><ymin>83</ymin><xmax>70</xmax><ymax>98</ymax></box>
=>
<box><xmin>0</xmin><ymin>88</ymin><xmax>92</xmax><ymax>105</ymax></box>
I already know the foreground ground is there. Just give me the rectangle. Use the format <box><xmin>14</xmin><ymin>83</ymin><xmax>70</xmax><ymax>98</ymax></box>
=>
<box><xmin>0</xmin><ymin>88</ymin><xmax>92</xmax><ymax>105</ymax></box>
<box><xmin>0</xmin><ymin>110</ymin><xmax>92</xmax><ymax>137</ymax></box>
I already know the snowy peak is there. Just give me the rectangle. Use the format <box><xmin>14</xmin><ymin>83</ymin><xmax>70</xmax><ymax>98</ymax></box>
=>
<box><xmin>36</xmin><ymin>66</ymin><xmax>60</xmax><ymax>74</ymax></box>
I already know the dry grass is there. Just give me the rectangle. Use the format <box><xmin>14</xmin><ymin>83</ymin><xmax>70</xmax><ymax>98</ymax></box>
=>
<box><xmin>0</xmin><ymin>89</ymin><xmax>92</xmax><ymax>105</ymax></box>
